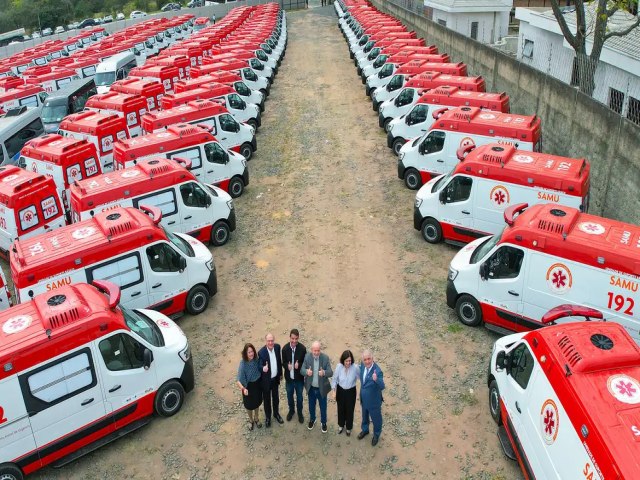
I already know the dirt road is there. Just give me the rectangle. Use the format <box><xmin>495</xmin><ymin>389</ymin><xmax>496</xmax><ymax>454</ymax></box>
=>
<box><xmin>32</xmin><ymin>7</ymin><xmax>522</xmax><ymax>479</ymax></box>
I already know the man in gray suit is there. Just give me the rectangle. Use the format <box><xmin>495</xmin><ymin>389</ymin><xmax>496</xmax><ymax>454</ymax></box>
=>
<box><xmin>301</xmin><ymin>340</ymin><xmax>333</xmax><ymax>433</ymax></box>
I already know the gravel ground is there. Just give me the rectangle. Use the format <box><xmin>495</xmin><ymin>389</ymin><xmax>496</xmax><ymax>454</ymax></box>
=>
<box><xmin>25</xmin><ymin>6</ymin><xmax>523</xmax><ymax>479</ymax></box>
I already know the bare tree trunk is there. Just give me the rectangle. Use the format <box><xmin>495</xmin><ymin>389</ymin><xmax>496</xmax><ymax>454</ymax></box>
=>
<box><xmin>576</xmin><ymin>53</ymin><xmax>597</xmax><ymax>96</ymax></box>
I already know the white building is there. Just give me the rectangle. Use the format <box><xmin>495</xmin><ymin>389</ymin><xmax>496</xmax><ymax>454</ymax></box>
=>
<box><xmin>516</xmin><ymin>6</ymin><xmax>640</xmax><ymax>124</ymax></box>
<box><xmin>423</xmin><ymin>0</ymin><xmax>513</xmax><ymax>44</ymax></box>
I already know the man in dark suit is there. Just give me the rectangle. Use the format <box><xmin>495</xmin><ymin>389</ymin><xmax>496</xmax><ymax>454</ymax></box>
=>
<box><xmin>258</xmin><ymin>333</ymin><xmax>283</xmax><ymax>427</ymax></box>
<box><xmin>281</xmin><ymin>328</ymin><xmax>307</xmax><ymax>423</ymax></box>
<box><xmin>358</xmin><ymin>349</ymin><xmax>385</xmax><ymax>446</ymax></box>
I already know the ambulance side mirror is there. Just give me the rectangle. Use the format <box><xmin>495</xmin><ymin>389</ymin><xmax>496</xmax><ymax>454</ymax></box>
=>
<box><xmin>205</xmin><ymin>195</ymin><xmax>212</xmax><ymax>207</ymax></box>
<box><xmin>438</xmin><ymin>189</ymin><xmax>447</xmax><ymax>204</ymax></box>
<box><xmin>143</xmin><ymin>348</ymin><xmax>154</xmax><ymax>370</ymax></box>
<box><xmin>178</xmin><ymin>256</ymin><xmax>187</xmax><ymax>271</ymax></box>
<box><xmin>479</xmin><ymin>262</ymin><xmax>489</xmax><ymax>281</ymax></box>
<box><xmin>496</xmin><ymin>350</ymin><xmax>508</xmax><ymax>372</ymax></box>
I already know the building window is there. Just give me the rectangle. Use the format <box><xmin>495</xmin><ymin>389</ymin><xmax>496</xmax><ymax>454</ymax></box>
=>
<box><xmin>609</xmin><ymin>88</ymin><xmax>625</xmax><ymax>114</ymax></box>
<box><xmin>470</xmin><ymin>22</ymin><xmax>478</xmax><ymax>40</ymax></box>
<box><xmin>437</xmin><ymin>19</ymin><xmax>447</xmax><ymax>27</ymax></box>
<box><xmin>628</xmin><ymin>97</ymin><xmax>640</xmax><ymax>126</ymax></box>
<box><xmin>522</xmin><ymin>39</ymin><xmax>534</xmax><ymax>58</ymax></box>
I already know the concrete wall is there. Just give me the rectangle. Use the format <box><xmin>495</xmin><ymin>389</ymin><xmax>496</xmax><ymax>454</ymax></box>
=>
<box><xmin>372</xmin><ymin>0</ymin><xmax>640</xmax><ymax>224</ymax></box>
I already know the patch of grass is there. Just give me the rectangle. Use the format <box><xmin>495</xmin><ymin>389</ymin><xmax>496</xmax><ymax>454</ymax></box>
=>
<box><xmin>447</xmin><ymin>323</ymin><xmax>464</xmax><ymax>333</ymax></box>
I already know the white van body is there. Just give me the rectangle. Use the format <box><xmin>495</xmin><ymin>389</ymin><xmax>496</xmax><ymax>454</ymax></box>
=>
<box><xmin>0</xmin><ymin>108</ymin><xmax>45</xmax><ymax>166</ymax></box>
<box><xmin>94</xmin><ymin>52</ymin><xmax>138</xmax><ymax>94</ymax></box>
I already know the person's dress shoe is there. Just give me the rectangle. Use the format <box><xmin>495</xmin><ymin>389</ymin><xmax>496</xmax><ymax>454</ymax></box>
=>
<box><xmin>346</xmin><ymin>430</ymin><xmax>351</xmax><ymax>436</ymax></box>
<box><xmin>286</xmin><ymin>411</ymin><xmax>294</xmax><ymax>421</ymax></box>
<box><xmin>274</xmin><ymin>413</ymin><xmax>284</xmax><ymax>424</ymax></box>
<box><xmin>265</xmin><ymin>418</ymin><xmax>271</xmax><ymax>428</ymax></box>
<box><xmin>298</xmin><ymin>412</ymin><xmax>304</xmax><ymax>424</ymax></box>
<box><xmin>357</xmin><ymin>431</ymin><xmax>369</xmax><ymax>440</ymax></box>
<box><xmin>338</xmin><ymin>427</ymin><xmax>344</xmax><ymax>434</ymax></box>
<box><xmin>371</xmin><ymin>435</ymin><xmax>379</xmax><ymax>446</ymax></box>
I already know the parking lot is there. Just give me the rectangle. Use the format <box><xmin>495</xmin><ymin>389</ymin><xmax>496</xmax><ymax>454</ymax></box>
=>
<box><xmin>28</xmin><ymin>6</ymin><xmax>522</xmax><ymax>479</ymax></box>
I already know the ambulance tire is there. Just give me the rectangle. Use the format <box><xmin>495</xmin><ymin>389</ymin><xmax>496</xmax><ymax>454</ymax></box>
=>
<box><xmin>247</xmin><ymin>119</ymin><xmax>258</xmax><ymax>130</ymax></box>
<box><xmin>186</xmin><ymin>285</ymin><xmax>210</xmax><ymax>315</ymax></box>
<box><xmin>404</xmin><ymin>169</ymin><xmax>422</xmax><ymax>190</ymax></box>
<box><xmin>392</xmin><ymin>138</ymin><xmax>406</xmax><ymax>156</ymax></box>
<box><xmin>383</xmin><ymin>118</ymin><xmax>391</xmax><ymax>132</ymax></box>
<box><xmin>229</xmin><ymin>177</ymin><xmax>245</xmax><ymax>198</ymax></box>
<box><xmin>489</xmin><ymin>380</ymin><xmax>502</xmax><ymax>426</ymax></box>
<box><xmin>0</xmin><ymin>464</ymin><xmax>23</xmax><ymax>480</ymax></box>
<box><xmin>240</xmin><ymin>143</ymin><xmax>253</xmax><ymax>161</ymax></box>
<box><xmin>211</xmin><ymin>220</ymin><xmax>230</xmax><ymax>246</ymax></box>
<box><xmin>154</xmin><ymin>380</ymin><xmax>185</xmax><ymax>417</ymax></box>
<box><xmin>455</xmin><ymin>294</ymin><xmax>482</xmax><ymax>327</ymax></box>
<box><xmin>421</xmin><ymin>218</ymin><xmax>442</xmax><ymax>244</ymax></box>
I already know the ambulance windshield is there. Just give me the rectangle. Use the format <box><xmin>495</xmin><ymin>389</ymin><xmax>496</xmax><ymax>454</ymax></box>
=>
<box><xmin>164</xmin><ymin>228</ymin><xmax>194</xmax><ymax>257</ymax></box>
<box><xmin>121</xmin><ymin>306</ymin><xmax>164</xmax><ymax>347</ymax></box>
<box><xmin>470</xmin><ymin>229</ymin><xmax>504</xmax><ymax>264</ymax></box>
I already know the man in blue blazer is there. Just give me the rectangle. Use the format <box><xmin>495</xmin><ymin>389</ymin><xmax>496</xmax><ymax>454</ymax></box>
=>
<box><xmin>258</xmin><ymin>333</ymin><xmax>283</xmax><ymax>427</ymax></box>
<box><xmin>358</xmin><ymin>349</ymin><xmax>385</xmax><ymax>446</ymax></box>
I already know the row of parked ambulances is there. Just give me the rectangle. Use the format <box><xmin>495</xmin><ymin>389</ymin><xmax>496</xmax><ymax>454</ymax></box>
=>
<box><xmin>336</xmin><ymin>0</ymin><xmax>640</xmax><ymax>477</ymax></box>
<box><xmin>0</xmin><ymin>5</ymin><xmax>287</xmax><ymax>480</ymax></box>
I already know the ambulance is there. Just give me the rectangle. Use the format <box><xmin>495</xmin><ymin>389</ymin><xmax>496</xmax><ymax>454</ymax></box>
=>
<box><xmin>110</xmin><ymin>78</ymin><xmax>165</xmax><ymax>113</ymax></box>
<box><xmin>58</xmin><ymin>111</ymin><xmax>130</xmax><ymax>172</ymax></box>
<box><xmin>0</xmin><ymin>86</ymin><xmax>48</xmax><ymax>111</ymax></box>
<box><xmin>22</xmin><ymin>66</ymin><xmax>81</xmax><ymax>94</ymax></box>
<box><xmin>413</xmin><ymin>144</ymin><xmax>590</xmax><ymax>245</ymax></box>
<box><xmin>0</xmin><ymin>280</ymin><xmax>195</xmax><ymax>480</ymax></box>
<box><xmin>208</xmin><ymin>60</ymin><xmax>270</xmax><ymax>96</ymax></box>
<box><xmin>113</xmin><ymin>124</ymin><xmax>249</xmax><ymax>198</ymax></box>
<box><xmin>176</xmin><ymin>71</ymin><xmax>266</xmax><ymax>111</ymax></box>
<box><xmin>141</xmin><ymin>100</ymin><xmax>257</xmax><ymax>160</ymax></box>
<box><xmin>128</xmin><ymin>65</ymin><xmax>181</xmax><ymax>95</ymax></box>
<box><xmin>365</xmin><ymin>55</ymin><xmax>443</xmax><ymax>97</ymax></box>
<box><xmin>19</xmin><ymin>134</ymin><xmax>102</xmax><ymax>216</ymax></box>
<box><xmin>398</xmin><ymin>107</ymin><xmax>542</xmax><ymax>189</ymax></box>
<box><xmin>0</xmin><ymin>165</ymin><xmax>65</xmax><ymax>257</ymax></box>
<box><xmin>353</xmin><ymin>32</ymin><xmax>418</xmax><ymax>64</ymax></box>
<box><xmin>359</xmin><ymin>46</ymin><xmax>444</xmax><ymax>81</ymax></box>
<box><xmin>386</xmin><ymin>87</ymin><xmax>510</xmax><ymax>155</ymax></box>
<box><xmin>446</xmin><ymin>202</ymin><xmax>640</xmax><ymax>342</ymax></box>
<box><xmin>148</xmin><ymin>55</ymin><xmax>191</xmax><ymax>80</ymax></box>
<box><xmin>70</xmin><ymin>157</ymin><xmax>236</xmax><ymax>247</ymax></box>
<box><xmin>11</xmin><ymin>205</ymin><xmax>217</xmax><ymax>316</ymax></box>
<box><xmin>207</xmin><ymin>52</ymin><xmax>274</xmax><ymax>84</ymax></box>
<box><xmin>160</xmin><ymin>84</ymin><xmax>262</xmax><ymax>130</ymax></box>
<box><xmin>84</xmin><ymin>92</ymin><xmax>148</xmax><ymax>138</ymax></box>
<box><xmin>488</xmin><ymin>312</ymin><xmax>640</xmax><ymax>479</ymax></box>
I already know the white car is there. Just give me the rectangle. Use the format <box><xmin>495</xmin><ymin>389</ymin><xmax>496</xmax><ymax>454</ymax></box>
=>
<box><xmin>42</xmin><ymin>27</ymin><xmax>53</xmax><ymax>36</ymax></box>
<box><xmin>54</xmin><ymin>26</ymin><xmax>65</xmax><ymax>34</ymax></box>
<box><xmin>130</xmin><ymin>10</ymin><xmax>147</xmax><ymax>18</ymax></box>
<box><xmin>116</xmin><ymin>12</ymin><xmax>125</xmax><ymax>20</ymax></box>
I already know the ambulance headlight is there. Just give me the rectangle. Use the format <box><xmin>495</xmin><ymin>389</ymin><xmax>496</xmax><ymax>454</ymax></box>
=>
<box><xmin>227</xmin><ymin>199</ymin><xmax>234</xmax><ymax>210</ymax></box>
<box><xmin>399</xmin><ymin>152</ymin><xmax>405</xmax><ymax>161</ymax></box>
<box><xmin>448</xmin><ymin>267</ymin><xmax>458</xmax><ymax>281</ymax></box>
<box><xmin>388</xmin><ymin>123</ymin><xmax>394</xmax><ymax>132</ymax></box>
<box><xmin>206</xmin><ymin>259</ymin><xmax>215</xmax><ymax>271</ymax></box>
<box><xmin>415</xmin><ymin>197</ymin><xmax>422</xmax><ymax>208</ymax></box>
<box><xmin>179</xmin><ymin>343</ymin><xmax>191</xmax><ymax>362</ymax></box>
<box><xmin>241</xmin><ymin>158</ymin><xmax>247</xmax><ymax>167</ymax></box>
<box><xmin>250</xmin><ymin>126</ymin><xmax>256</xmax><ymax>135</ymax></box>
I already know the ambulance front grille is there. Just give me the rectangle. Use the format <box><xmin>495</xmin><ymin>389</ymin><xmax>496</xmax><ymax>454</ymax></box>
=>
<box><xmin>48</xmin><ymin>307</ymin><xmax>80</xmax><ymax>329</ymax></box>
<box><xmin>537</xmin><ymin>220</ymin><xmax>564</xmax><ymax>235</ymax></box>
<box><xmin>558</xmin><ymin>335</ymin><xmax>582</xmax><ymax>367</ymax></box>
<box><xmin>108</xmin><ymin>221</ymin><xmax>133</xmax><ymax>236</ymax></box>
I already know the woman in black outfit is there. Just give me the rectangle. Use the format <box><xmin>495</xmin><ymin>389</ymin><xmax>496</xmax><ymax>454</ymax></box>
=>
<box><xmin>331</xmin><ymin>350</ymin><xmax>359</xmax><ymax>435</ymax></box>
<box><xmin>237</xmin><ymin>343</ymin><xmax>263</xmax><ymax>430</ymax></box>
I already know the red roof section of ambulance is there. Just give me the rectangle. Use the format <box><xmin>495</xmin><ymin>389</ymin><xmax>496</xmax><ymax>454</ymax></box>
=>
<box><xmin>142</xmin><ymin>100</ymin><xmax>228</xmax><ymax>131</ymax></box>
<box><xmin>417</xmin><ymin>86</ymin><xmax>510</xmax><ymax>112</ymax></box>
<box><xmin>403</xmin><ymin>72</ymin><xmax>486</xmax><ymax>92</ymax></box>
<box><xmin>21</xmin><ymin>134</ymin><xmax>99</xmax><ymax>165</ymax></box>
<box><xmin>85</xmin><ymin>92</ymin><xmax>148</xmax><ymax>112</ymax></box>
<box><xmin>59</xmin><ymin>111</ymin><xmax>127</xmax><ymax>135</ymax></box>
<box><xmin>0</xmin><ymin>165</ymin><xmax>57</xmax><ymax>209</ymax></box>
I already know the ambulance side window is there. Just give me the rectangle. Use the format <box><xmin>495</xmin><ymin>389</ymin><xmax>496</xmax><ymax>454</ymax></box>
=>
<box><xmin>20</xmin><ymin>348</ymin><xmax>97</xmax><ymax>413</ymax></box>
<box><xmin>395</xmin><ymin>89</ymin><xmax>414</xmax><ymax>107</ymax></box>
<box><xmin>180</xmin><ymin>182</ymin><xmax>209</xmax><ymax>208</ymax></box>
<box><xmin>87</xmin><ymin>252</ymin><xmax>143</xmax><ymax>289</ymax></box>
<box><xmin>146</xmin><ymin>242</ymin><xmax>181</xmax><ymax>272</ymax></box>
<box><xmin>168</xmin><ymin>147</ymin><xmax>202</xmax><ymax>169</ymax></box>
<box><xmin>421</xmin><ymin>131</ymin><xmax>446</xmax><ymax>155</ymax></box>
<box><xmin>19</xmin><ymin>95</ymin><xmax>38</xmax><ymax>108</ymax></box>
<box><xmin>486</xmin><ymin>246</ymin><xmax>524</xmax><ymax>280</ymax></box>
<box><xmin>509</xmin><ymin>344</ymin><xmax>534</xmax><ymax>390</ymax></box>
<box><xmin>219</xmin><ymin>114</ymin><xmax>239</xmax><ymax>133</ymax></box>
<box><xmin>99</xmin><ymin>333</ymin><xmax>145</xmax><ymax>371</ymax></box>
<box><xmin>407</xmin><ymin>105</ymin><xmax>428</xmax><ymax>125</ymax></box>
<box><xmin>66</xmin><ymin>163</ymin><xmax>82</xmax><ymax>183</ymax></box>
<box><xmin>204</xmin><ymin>142</ymin><xmax>227</xmax><ymax>164</ymax></box>
<box><xmin>133</xmin><ymin>189</ymin><xmax>177</xmax><ymax>217</ymax></box>
<box><xmin>18</xmin><ymin>205</ymin><xmax>39</xmax><ymax>232</ymax></box>
<box><xmin>443</xmin><ymin>176</ymin><xmax>472</xmax><ymax>203</ymax></box>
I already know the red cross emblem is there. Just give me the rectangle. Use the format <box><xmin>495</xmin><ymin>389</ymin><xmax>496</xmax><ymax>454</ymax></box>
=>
<box><xmin>543</xmin><ymin>409</ymin><xmax>555</xmax><ymax>434</ymax></box>
<box><xmin>552</xmin><ymin>270</ymin><xmax>567</xmax><ymax>288</ymax></box>
<box><xmin>493</xmin><ymin>190</ymin><xmax>506</xmax><ymax>205</ymax></box>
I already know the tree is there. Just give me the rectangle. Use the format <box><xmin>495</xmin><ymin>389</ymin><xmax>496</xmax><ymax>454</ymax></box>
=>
<box><xmin>549</xmin><ymin>0</ymin><xmax>640</xmax><ymax>96</ymax></box>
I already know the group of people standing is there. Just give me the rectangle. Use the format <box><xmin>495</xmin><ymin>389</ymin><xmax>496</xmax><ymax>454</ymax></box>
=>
<box><xmin>237</xmin><ymin>329</ymin><xmax>385</xmax><ymax>446</ymax></box>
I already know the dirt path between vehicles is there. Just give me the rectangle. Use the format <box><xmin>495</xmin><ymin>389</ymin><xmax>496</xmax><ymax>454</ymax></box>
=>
<box><xmin>29</xmin><ymin>7</ymin><xmax>522</xmax><ymax>480</ymax></box>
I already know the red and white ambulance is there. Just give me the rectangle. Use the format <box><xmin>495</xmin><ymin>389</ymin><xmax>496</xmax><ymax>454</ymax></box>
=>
<box><xmin>359</xmin><ymin>46</ymin><xmax>444</xmax><ymax>82</ymax></box>
<box><xmin>398</xmin><ymin>107</ymin><xmax>542</xmax><ymax>189</ymax></box>
<box><xmin>0</xmin><ymin>165</ymin><xmax>65</xmax><ymax>258</ymax></box>
<box><xmin>206</xmin><ymin>59</ymin><xmax>270</xmax><ymax>96</ymax></box>
<box><xmin>22</xmin><ymin>66</ymin><xmax>80</xmax><ymax>94</ymax></box>
<box><xmin>489</xmin><ymin>313</ymin><xmax>640</xmax><ymax>479</ymax></box>
<box><xmin>0</xmin><ymin>77</ymin><xmax>24</xmax><ymax>94</ymax></box>
<box><xmin>19</xmin><ymin>134</ymin><xmax>102</xmax><ymax>216</ymax></box>
<box><xmin>386</xmin><ymin>87</ymin><xmax>511</xmax><ymax>155</ymax></box>
<box><xmin>84</xmin><ymin>92</ymin><xmax>148</xmax><ymax>138</ymax></box>
<box><xmin>174</xmin><ymin>72</ymin><xmax>266</xmax><ymax>112</ymax></box>
<box><xmin>413</xmin><ymin>144</ymin><xmax>590</xmax><ymax>245</ymax></box>
<box><xmin>128</xmin><ymin>65</ymin><xmax>181</xmax><ymax>95</ymax></box>
<box><xmin>148</xmin><ymin>55</ymin><xmax>191</xmax><ymax>80</ymax></box>
<box><xmin>0</xmin><ymin>280</ymin><xmax>195</xmax><ymax>480</ymax></box>
<box><xmin>11</xmin><ymin>206</ymin><xmax>217</xmax><ymax>316</ymax></box>
<box><xmin>0</xmin><ymin>86</ymin><xmax>48</xmax><ymax>111</ymax></box>
<box><xmin>58</xmin><ymin>111</ymin><xmax>130</xmax><ymax>172</ymax></box>
<box><xmin>446</xmin><ymin>202</ymin><xmax>640</xmax><ymax>341</ymax></box>
<box><xmin>70</xmin><ymin>157</ymin><xmax>237</xmax><ymax>246</ymax></box>
<box><xmin>110</xmin><ymin>78</ymin><xmax>165</xmax><ymax>112</ymax></box>
<box><xmin>141</xmin><ymin>100</ymin><xmax>257</xmax><ymax>160</ymax></box>
<box><xmin>113</xmin><ymin>124</ymin><xmax>249</xmax><ymax>198</ymax></box>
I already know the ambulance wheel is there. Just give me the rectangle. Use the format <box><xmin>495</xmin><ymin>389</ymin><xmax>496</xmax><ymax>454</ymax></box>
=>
<box><xmin>211</xmin><ymin>220</ymin><xmax>230</xmax><ymax>247</ymax></box>
<box><xmin>489</xmin><ymin>380</ymin><xmax>502</xmax><ymax>426</ymax></box>
<box><xmin>240</xmin><ymin>143</ymin><xmax>253</xmax><ymax>161</ymax></box>
<box><xmin>247</xmin><ymin>119</ymin><xmax>258</xmax><ymax>130</ymax></box>
<box><xmin>392</xmin><ymin>138</ymin><xmax>406</xmax><ymax>156</ymax></box>
<box><xmin>383</xmin><ymin>118</ymin><xmax>392</xmax><ymax>132</ymax></box>
<box><xmin>421</xmin><ymin>218</ymin><xmax>442</xmax><ymax>244</ymax></box>
<box><xmin>455</xmin><ymin>294</ymin><xmax>482</xmax><ymax>327</ymax></box>
<box><xmin>186</xmin><ymin>285</ymin><xmax>210</xmax><ymax>315</ymax></box>
<box><xmin>154</xmin><ymin>380</ymin><xmax>185</xmax><ymax>417</ymax></box>
<box><xmin>404</xmin><ymin>168</ymin><xmax>422</xmax><ymax>190</ymax></box>
<box><xmin>229</xmin><ymin>176</ymin><xmax>245</xmax><ymax>198</ymax></box>
<box><xmin>0</xmin><ymin>464</ymin><xmax>23</xmax><ymax>480</ymax></box>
